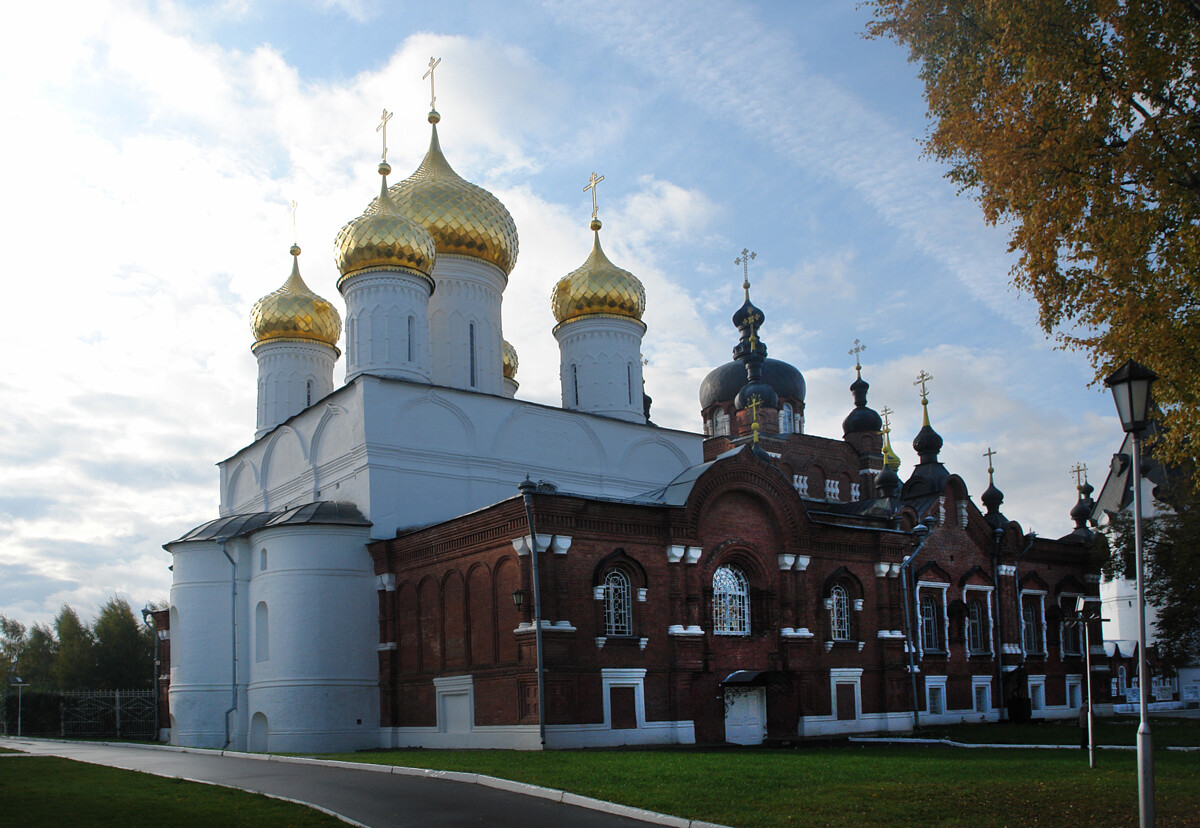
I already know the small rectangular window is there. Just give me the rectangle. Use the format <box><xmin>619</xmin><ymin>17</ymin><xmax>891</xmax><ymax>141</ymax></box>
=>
<box><xmin>928</xmin><ymin>685</ymin><xmax>944</xmax><ymax>715</ymax></box>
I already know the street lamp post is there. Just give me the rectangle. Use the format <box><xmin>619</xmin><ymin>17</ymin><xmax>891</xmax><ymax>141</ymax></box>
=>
<box><xmin>7</xmin><ymin>676</ymin><xmax>24</xmax><ymax>738</ymax></box>
<box><xmin>142</xmin><ymin>605</ymin><xmax>159</xmax><ymax>741</ymax></box>
<box><xmin>1104</xmin><ymin>359</ymin><xmax>1157</xmax><ymax>828</ymax></box>
<box><xmin>1072</xmin><ymin>596</ymin><xmax>1107</xmax><ymax>770</ymax></box>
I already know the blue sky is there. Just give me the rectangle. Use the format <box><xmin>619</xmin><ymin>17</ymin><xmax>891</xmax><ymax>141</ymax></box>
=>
<box><xmin>0</xmin><ymin>0</ymin><xmax>1122</xmax><ymax>626</ymax></box>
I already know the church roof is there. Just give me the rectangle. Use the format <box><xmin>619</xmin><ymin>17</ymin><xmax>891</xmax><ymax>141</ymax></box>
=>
<box><xmin>167</xmin><ymin>501</ymin><xmax>370</xmax><ymax>545</ymax></box>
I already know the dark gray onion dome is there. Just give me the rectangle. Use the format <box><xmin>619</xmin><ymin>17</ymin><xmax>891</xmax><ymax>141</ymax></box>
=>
<box><xmin>875</xmin><ymin>464</ymin><xmax>901</xmax><ymax>498</ymax></box>
<box><xmin>843</xmin><ymin>376</ymin><xmax>883</xmax><ymax>434</ymax></box>
<box><xmin>913</xmin><ymin>423</ymin><xmax>944</xmax><ymax>463</ymax></box>
<box><xmin>735</xmin><ymin>377</ymin><xmax>779</xmax><ymax>412</ymax></box>
<box><xmin>700</xmin><ymin>358</ymin><xmax>805</xmax><ymax>409</ymax></box>
<box><xmin>1070</xmin><ymin>481</ymin><xmax>1095</xmax><ymax>529</ymax></box>
<box><xmin>982</xmin><ymin>480</ymin><xmax>1004</xmax><ymax>513</ymax></box>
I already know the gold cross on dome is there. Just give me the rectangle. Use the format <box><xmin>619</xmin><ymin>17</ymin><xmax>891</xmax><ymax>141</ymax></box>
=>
<box><xmin>913</xmin><ymin>370</ymin><xmax>933</xmax><ymax>402</ymax></box>
<box><xmin>746</xmin><ymin>393</ymin><xmax>763</xmax><ymax>425</ymax></box>
<box><xmin>983</xmin><ymin>446</ymin><xmax>997</xmax><ymax>473</ymax></box>
<box><xmin>423</xmin><ymin>56</ymin><xmax>442</xmax><ymax>110</ymax></box>
<box><xmin>290</xmin><ymin>199</ymin><xmax>299</xmax><ymax>242</ymax></box>
<box><xmin>735</xmin><ymin>248</ymin><xmax>756</xmax><ymax>293</ymax></box>
<box><xmin>849</xmin><ymin>339</ymin><xmax>866</xmax><ymax>376</ymax></box>
<box><xmin>1070</xmin><ymin>461</ymin><xmax>1088</xmax><ymax>487</ymax></box>
<box><xmin>584</xmin><ymin>172</ymin><xmax>605</xmax><ymax>220</ymax></box>
<box><xmin>880</xmin><ymin>405</ymin><xmax>893</xmax><ymax>434</ymax></box>
<box><xmin>376</xmin><ymin>109</ymin><xmax>393</xmax><ymax>162</ymax></box>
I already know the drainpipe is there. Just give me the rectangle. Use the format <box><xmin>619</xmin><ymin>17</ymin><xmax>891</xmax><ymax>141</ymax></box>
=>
<box><xmin>518</xmin><ymin>478</ymin><xmax>547</xmax><ymax>749</ymax></box>
<box><xmin>900</xmin><ymin>521</ymin><xmax>931</xmax><ymax>730</ymax></box>
<box><xmin>991</xmin><ymin>526</ymin><xmax>1005</xmax><ymax>721</ymax></box>
<box><xmin>219</xmin><ymin>538</ymin><xmax>237</xmax><ymax>750</ymax></box>
<box><xmin>1014</xmin><ymin>532</ymin><xmax>1037</xmax><ymax>664</ymax></box>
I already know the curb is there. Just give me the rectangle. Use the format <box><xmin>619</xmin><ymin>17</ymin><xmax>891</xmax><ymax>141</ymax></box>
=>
<box><xmin>1</xmin><ymin>736</ymin><xmax>730</xmax><ymax>828</ymax></box>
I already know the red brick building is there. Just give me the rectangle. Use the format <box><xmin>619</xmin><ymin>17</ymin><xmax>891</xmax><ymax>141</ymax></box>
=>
<box><xmin>368</xmin><ymin>291</ymin><xmax>1107</xmax><ymax>748</ymax></box>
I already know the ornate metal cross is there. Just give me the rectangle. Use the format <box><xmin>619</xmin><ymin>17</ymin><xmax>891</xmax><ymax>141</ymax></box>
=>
<box><xmin>849</xmin><ymin>339</ymin><xmax>866</xmax><ymax>375</ymax></box>
<box><xmin>423</xmin><ymin>56</ymin><xmax>442</xmax><ymax>110</ymax></box>
<box><xmin>376</xmin><ymin>109</ymin><xmax>393</xmax><ymax>162</ymax></box>
<box><xmin>984</xmin><ymin>446</ymin><xmax>997</xmax><ymax>474</ymax></box>
<box><xmin>881</xmin><ymin>405</ymin><xmax>893</xmax><ymax>435</ymax></box>
<box><xmin>746</xmin><ymin>393</ymin><xmax>763</xmax><ymax>426</ymax></box>
<box><xmin>735</xmin><ymin>248</ymin><xmax>756</xmax><ymax>291</ymax></box>
<box><xmin>290</xmin><ymin>199</ymin><xmax>299</xmax><ymax>242</ymax></box>
<box><xmin>584</xmin><ymin>172</ymin><xmax>605</xmax><ymax>220</ymax></box>
<box><xmin>913</xmin><ymin>370</ymin><xmax>933</xmax><ymax>402</ymax></box>
<box><xmin>1070</xmin><ymin>461</ymin><xmax>1089</xmax><ymax>486</ymax></box>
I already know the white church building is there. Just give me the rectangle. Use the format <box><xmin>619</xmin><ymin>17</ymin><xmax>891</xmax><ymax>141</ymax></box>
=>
<box><xmin>165</xmin><ymin>102</ymin><xmax>702</xmax><ymax>753</ymax></box>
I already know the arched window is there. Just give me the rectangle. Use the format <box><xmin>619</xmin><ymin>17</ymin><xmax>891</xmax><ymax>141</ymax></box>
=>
<box><xmin>407</xmin><ymin>315</ymin><xmax>414</xmax><ymax>363</ymax></box>
<box><xmin>627</xmin><ymin>363</ymin><xmax>634</xmax><ymax>405</ymax></box>
<box><xmin>259</xmin><ymin>548</ymin><xmax>268</xmax><ymax>571</ymax></box>
<box><xmin>306</xmin><ymin>380</ymin><xmax>313</xmax><ymax>407</ymax></box>
<box><xmin>1118</xmin><ymin>666</ymin><xmax>1127</xmax><ymax>692</ymax></box>
<box><xmin>920</xmin><ymin>596</ymin><xmax>940</xmax><ymax>651</ymax></box>
<box><xmin>967</xmin><ymin>598</ymin><xmax>986</xmax><ymax>653</ymax></box>
<box><xmin>830</xmin><ymin>584</ymin><xmax>851</xmax><ymax>640</ymax></box>
<box><xmin>572</xmin><ymin>364</ymin><xmax>580</xmax><ymax>407</ymax></box>
<box><xmin>468</xmin><ymin>323</ymin><xmax>477</xmax><ymax>387</ymax></box>
<box><xmin>255</xmin><ymin>601</ymin><xmax>269</xmax><ymax>663</ymax></box>
<box><xmin>713</xmin><ymin>409</ymin><xmax>730</xmax><ymax>437</ymax></box>
<box><xmin>779</xmin><ymin>403</ymin><xmax>794</xmax><ymax>435</ymax></box>
<box><xmin>604</xmin><ymin>569</ymin><xmax>633</xmax><ymax>636</ymax></box>
<box><xmin>713</xmin><ymin>565</ymin><xmax>750</xmax><ymax>635</ymax></box>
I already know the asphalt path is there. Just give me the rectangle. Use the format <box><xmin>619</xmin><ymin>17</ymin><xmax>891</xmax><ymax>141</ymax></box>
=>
<box><xmin>4</xmin><ymin>739</ymin><xmax>671</xmax><ymax>827</ymax></box>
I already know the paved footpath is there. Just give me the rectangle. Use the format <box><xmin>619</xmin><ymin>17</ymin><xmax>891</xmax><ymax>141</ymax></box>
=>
<box><xmin>4</xmin><ymin>738</ymin><xmax>720</xmax><ymax>828</ymax></box>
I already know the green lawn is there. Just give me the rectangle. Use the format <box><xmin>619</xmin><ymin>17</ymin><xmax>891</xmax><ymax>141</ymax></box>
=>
<box><xmin>318</xmin><ymin>745</ymin><xmax>1200</xmax><ymax>827</ymax></box>
<box><xmin>0</xmin><ymin>756</ymin><xmax>344</xmax><ymax>828</ymax></box>
<box><xmin>920</xmin><ymin>715</ymin><xmax>1200</xmax><ymax>747</ymax></box>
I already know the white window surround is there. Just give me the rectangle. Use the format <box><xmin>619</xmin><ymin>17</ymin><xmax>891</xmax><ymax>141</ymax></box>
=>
<box><xmin>916</xmin><ymin>580</ymin><xmax>950</xmax><ymax>659</ymax></box>
<box><xmin>434</xmin><ymin>674</ymin><xmax>475</xmax><ymax>734</ymax></box>
<box><xmin>962</xmin><ymin>585</ymin><xmax>995</xmax><ymax>656</ymax></box>
<box><xmin>601</xmin><ymin>668</ymin><xmax>646</xmax><ymax>729</ymax></box>
<box><xmin>1027</xmin><ymin>675</ymin><xmax>1046</xmax><ymax>711</ymax></box>
<box><xmin>604</xmin><ymin>569</ymin><xmax>633</xmax><ymax>636</ymax></box>
<box><xmin>1059</xmin><ymin>592</ymin><xmax>1083</xmax><ymax>658</ymax></box>
<box><xmin>1020</xmin><ymin>590</ymin><xmax>1048</xmax><ymax>656</ymax></box>
<box><xmin>829</xmin><ymin>667</ymin><xmax>863</xmax><ymax>721</ymax></box>
<box><xmin>830</xmin><ymin>585</ymin><xmax>850</xmax><ymax>641</ymax></box>
<box><xmin>713</xmin><ymin>565</ymin><xmax>750</xmax><ymax>635</ymax></box>
<box><xmin>972</xmin><ymin>675</ymin><xmax>992</xmax><ymax>713</ymax></box>
<box><xmin>1066</xmin><ymin>674</ymin><xmax>1083</xmax><ymax>708</ymax></box>
<box><xmin>925</xmin><ymin>674</ymin><xmax>948</xmax><ymax>716</ymax></box>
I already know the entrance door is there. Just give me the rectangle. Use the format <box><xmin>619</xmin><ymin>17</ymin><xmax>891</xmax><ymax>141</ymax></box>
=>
<box><xmin>724</xmin><ymin>687</ymin><xmax>766</xmax><ymax>745</ymax></box>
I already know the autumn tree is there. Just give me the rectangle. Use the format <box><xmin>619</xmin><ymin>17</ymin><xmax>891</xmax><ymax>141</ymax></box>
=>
<box><xmin>865</xmin><ymin>0</ymin><xmax>1200</xmax><ymax>465</ymax></box>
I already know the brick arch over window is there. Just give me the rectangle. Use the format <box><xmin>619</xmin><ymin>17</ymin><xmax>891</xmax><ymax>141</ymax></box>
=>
<box><xmin>591</xmin><ymin>549</ymin><xmax>648</xmax><ymax>589</ymax></box>
<box><xmin>682</xmin><ymin>452</ymin><xmax>806</xmax><ymax>549</ymax></box>
<box><xmin>822</xmin><ymin>566</ymin><xmax>863</xmax><ymax>641</ymax></box>
<box><xmin>706</xmin><ymin>544</ymin><xmax>773</xmax><ymax>636</ymax></box>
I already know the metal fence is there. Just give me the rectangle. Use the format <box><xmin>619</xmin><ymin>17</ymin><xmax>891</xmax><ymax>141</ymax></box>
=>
<box><xmin>3</xmin><ymin>689</ymin><xmax>156</xmax><ymax>740</ymax></box>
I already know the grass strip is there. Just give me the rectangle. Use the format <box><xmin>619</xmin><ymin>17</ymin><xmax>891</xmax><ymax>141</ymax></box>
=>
<box><xmin>922</xmin><ymin>716</ymin><xmax>1200</xmax><ymax>747</ymax></box>
<box><xmin>318</xmin><ymin>745</ymin><xmax>1200</xmax><ymax>827</ymax></box>
<box><xmin>0</xmin><ymin>755</ymin><xmax>345</xmax><ymax>828</ymax></box>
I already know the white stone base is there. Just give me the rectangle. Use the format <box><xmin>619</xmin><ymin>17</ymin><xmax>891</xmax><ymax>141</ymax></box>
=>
<box><xmin>379</xmin><ymin>720</ymin><xmax>696</xmax><ymax>750</ymax></box>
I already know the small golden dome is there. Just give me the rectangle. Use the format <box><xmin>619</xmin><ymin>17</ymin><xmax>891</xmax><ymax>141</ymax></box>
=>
<box><xmin>551</xmin><ymin>221</ymin><xmax>646</xmax><ymax>327</ymax></box>
<box><xmin>502</xmin><ymin>339</ymin><xmax>518</xmax><ymax>380</ymax></box>
<box><xmin>251</xmin><ymin>246</ymin><xmax>342</xmax><ymax>350</ymax></box>
<box><xmin>374</xmin><ymin>117</ymin><xmax>518</xmax><ymax>276</ymax></box>
<box><xmin>336</xmin><ymin>163</ymin><xmax>437</xmax><ymax>285</ymax></box>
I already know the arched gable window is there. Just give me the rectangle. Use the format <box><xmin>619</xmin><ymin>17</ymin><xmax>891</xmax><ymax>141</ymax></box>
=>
<box><xmin>967</xmin><ymin>598</ymin><xmax>986</xmax><ymax>653</ymax></box>
<box><xmin>830</xmin><ymin>584</ymin><xmax>850</xmax><ymax>640</ymax></box>
<box><xmin>713</xmin><ymin>565</ymin><xmax>750</xmax><ymax>635</ymax></box>
<box><xmin>604</xmin><ymin>569</ymin><xmax>633</xmax><ymax>636</ymax></box>
<box><xmin>920</xmin><ymin>596</ymin><xmax>940</xmax><ymax>651</ymax></box>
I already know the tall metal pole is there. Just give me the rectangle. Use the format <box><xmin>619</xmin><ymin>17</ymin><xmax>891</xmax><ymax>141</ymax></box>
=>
<box><xmin>1131</xmin><ymin>433</ymin><xmax>1154</xmax><ymax>826</ymax></box>
<box><xmin>519</xmin><ymin>479</ymin><xmax>547</xmax><ymax>749</ymax></box>
<box><xmin>1083</xmin><ymin>618</ymin><xmax>1095</xmax><ymax>769</ymax></box>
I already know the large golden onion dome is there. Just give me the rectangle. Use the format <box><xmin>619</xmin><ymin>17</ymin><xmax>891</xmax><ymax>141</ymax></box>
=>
<box><xmin>371</xmin><ymin>112</ymin><xmax>518</xmax><ymax>276</ymax></box>
<box><xmin>551</xmin><ymin>219</ymin><xmax>646</xmax><ymax>328</ymax></box>
<box><xmin>251</xmin><ymin>245</ymin><xmax>342</xmax><ymax>350</ymax></box>
<box><xmin>502</xmin><ymin>338</ymin><xmax>518</xmax><ymax>380</ymax></box>
<box><xmin>336</xmin><ymin>162</ymin><xmax>437</xmax><ymax>286</ymax></box>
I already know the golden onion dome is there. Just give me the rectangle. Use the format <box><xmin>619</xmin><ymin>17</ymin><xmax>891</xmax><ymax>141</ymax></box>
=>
<box><xmin>502</xmin><ymin>339</ymin><xmax>518</xmax><ymax>380</ymax></box>
<box><xmin>251</xmin><ymin>245</ymin><xmax>342</xmax><ymax>350</ymax></box>
<box><xmin>372</xmin><ymin>113</ymin><xmax>518</xmax><ymax>276</ymax></box>
<box><xmin>336</xmin><ymin>162</ymin><xmax>437</xmax><ymax>286</ymax></box>
<box><xmin>551</xmin><ymin>219</ymin><xmax>646</xmax><ymax>327</ymax></box>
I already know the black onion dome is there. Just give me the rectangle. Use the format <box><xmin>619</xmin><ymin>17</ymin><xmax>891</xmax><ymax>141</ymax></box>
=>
<box><xmin>982</xmin><ymin>481</ymin><xmax>1004</xmax><ymax>513</ymax></box>
<box><xmin>843</xmin><ymin>375</ymin><xmax>883</xmax><ymax>434</ymax></box>
<box><xmin>735</xmin><ymin>378</ymin><xmax>779</xmax><ymax>412</ymax></box>
<box><xmin>732</xmin><ymin>295</ymin><xmax>765</xmax><ymax>332</ymax></box>
<box><xmin>1070</xmin><ymin>481</ymin><xmax>1095</xmax><ymax>528</ymax></box>
<box><xmin>875</xmin><ymin>465</ymin><xmax>901</xmax><ymax>498</ymax></box>
<box><xmin>700</xmin><ymin>358</ymin><xmax>805</xmax><ymax>409</ymax></box>
<box><xmin>913</xmin><ymin>424</ymin><xmax>944</xmax><ymax>463</ymax></box>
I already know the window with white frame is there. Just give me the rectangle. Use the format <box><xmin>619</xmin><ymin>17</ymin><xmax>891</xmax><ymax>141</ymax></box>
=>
<box><xmin>713</xmin><ymin>409</ymin><xmax>730</xmax><ymax>437</ymax></box>
<box><xmin>920</xmin><ymin>596</ymin><xmax>941</xmax><ymax>651</ymax></box>
<box><xmin>713</xmin><ymin>565</ymin><xmax>750</xmax><ymax>635</ymax></box>
<box><xmin>926</xmin><ymin>676</ymin><xmax>947</xmax><ymax>715</ymax></box>
<box><xmin>973</xmin><ymin>681</ymin><xmax>991</xmax><ymax>714</ymax></box>
<box><xmin>1028</xmin><ymin>677</ymin><xmax>1046</xmax><ymax>711</ymax></box>
<box><xmin>779</xmin><ymin>403</ymin><xmax>794</xmax><ymax>435</ymax></box>
<box><xmin>604</xmin><ymin>569</ymin><xmax>633</xmax><ymax>636</ymax></box>
<box><xmin>830</xmin><ymin>584</ymin><xmax>851</xmax><ymax>641</ymax></box>
<box><xmin>1060</xmin><ymin>597</ymin><xmax>1083</xmax><ymax>656</ymax></box>
<box><xmin>967</xmin><ymin>597</ymin><xmax>988</xmax><ymax>654</ymax></box>
<box><xmin>1022</xmin><ymin>593</ymin><xmax>1046</xmax><ymax>655</ymax></box>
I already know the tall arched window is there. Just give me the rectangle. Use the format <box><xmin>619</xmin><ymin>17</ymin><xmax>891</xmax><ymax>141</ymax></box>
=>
<box><xmin>604</xmin><ymin>569</ymin><xmax>633</xmax><ymax>636</ymax></box>
<box><xmin>830</xmin><ymin>584</ymin><xmax>850</xmax><ymax>640</ymax></box>
<box><xmin>407</xmin><ymin>315</ymin><xmax>414</xmax><ymax>363</ymax></box>
<box><xmin>306</xmin><ymin>380</ymin><xmax>313</xmax><ymax>407</ymax></box>
<box><xmin>920</xmin><ymin>596</ymin><xmax>940</xmax><ymax>651</ymax></box>
<box><xmin>468</xmin><ymin>323</ymin><xmax>477</xmax><ymax>387</ymax></box>
<box><xmin>255</xmin><ymin>601</ymin><xmax>269</xmax><ymax>663</ymax></box>
<box><xmin>713</xmin><ymin>565</ymin><xmax>750</xmax><ymax>635</ymax></box>
<box><xmin>779</xmin><ymin>403</ymin><xmax>794</xmax><ymax>435</ymax></box>
<box><xmin>967</xmin><ymin>598</ymin><xmax>986</xmax><ymax>653</ymax></box>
